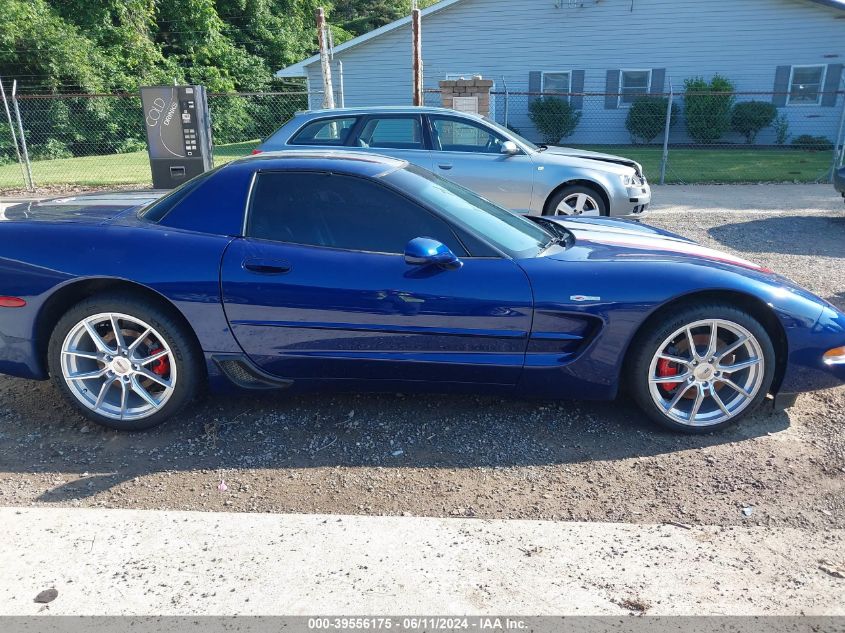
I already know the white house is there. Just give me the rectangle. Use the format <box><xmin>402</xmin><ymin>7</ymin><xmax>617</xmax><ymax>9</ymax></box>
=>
<box><xmin>276</xmin><ymin>0</ymin><xmax>845</xmax><ymax>145</ymax></box>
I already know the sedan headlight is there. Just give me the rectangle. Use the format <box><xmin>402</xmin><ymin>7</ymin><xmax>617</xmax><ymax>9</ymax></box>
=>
<box><xmin>621</xmin><ymin>173</ymin><xmax>637</xmax><ymax>186</ymax></box>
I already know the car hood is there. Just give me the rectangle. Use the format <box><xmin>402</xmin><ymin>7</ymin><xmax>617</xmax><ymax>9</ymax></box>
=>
<box><xmin>1</xmin><ymin>190</ymin><xmax>165</xmax><ymax>224</ymax></box>
<box><xmin>539</xmin><ymin>146</ymin><xmax>643</xmax><ymax>176</ymax></box>
<box><xmin>547</xmin><ymin>217</ymin><xmax>773</xmax><ymax>273</ymax></box>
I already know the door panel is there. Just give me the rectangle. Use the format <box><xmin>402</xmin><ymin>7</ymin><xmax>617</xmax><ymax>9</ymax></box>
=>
<box><xmin>428</xmin><ymin>115</ymin><xmax>535</xmax><ymax>212</ymax></box>
<box><xmin>221</xmin><ymin>239</ymin><xmax>534</xmax><ymax>385</ymax></box>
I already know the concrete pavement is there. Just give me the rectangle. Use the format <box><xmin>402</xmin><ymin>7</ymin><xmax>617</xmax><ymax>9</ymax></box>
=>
<box><xmin>1</xmin><ymin>507</ymin><xmax>842</xmax><ymax>616</ymax></box>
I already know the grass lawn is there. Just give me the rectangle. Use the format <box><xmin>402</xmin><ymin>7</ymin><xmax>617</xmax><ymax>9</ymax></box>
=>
<box><xmin>577</xmin><ymin>145</ymin><xmax>834</xmax><ymax>184</ymax></box>
<box><xmin>0</xmin><ymin>140</ymin><xmax>259</xmax><ymax>190</ymax></box>
<box><xmin>0</xmin><ymin>141</ymin><xmax>835</xmax><ymax>190</ymax></box>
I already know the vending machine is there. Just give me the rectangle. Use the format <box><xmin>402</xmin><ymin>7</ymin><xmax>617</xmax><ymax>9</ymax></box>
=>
<box><xmin>140</xmin><ymin>85</ymin><xmax>213</xmax><ymax>189</ymax></box>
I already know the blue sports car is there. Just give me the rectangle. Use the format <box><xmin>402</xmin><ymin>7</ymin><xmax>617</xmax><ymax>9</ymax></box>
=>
<box><xmin>0</xmin><ymin>151</ymin><xmax>843</xmax><ymax>433</ymax></box>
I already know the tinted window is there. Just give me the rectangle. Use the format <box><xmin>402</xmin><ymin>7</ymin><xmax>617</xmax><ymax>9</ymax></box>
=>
<box><xmin>384</xmin><ymin>166</ymin><xmax>552</xmax><ymax>259</ymax></box>
<box><xmin>139</xmin><ymin>166</ymin><xmax>221</xmax><ymax>222</ymax></box>
<box><xmin>248</xmin><ymin>171</ymin><xmax>466</xmax><ymax>255</ymax></box>
<box><xmin>355</xmin><ymin>116</ymin><xmax>424</xmax><ymax>150</ymax></box>
<box><xmin>431</xmin><ymin>116</ymin><xmax>507</xmax><ymax>154</ymax></box>
<box><xmin>290</xmin><ymin>117</ymin><xmax>357</xmax><ymax>146</ymax></box>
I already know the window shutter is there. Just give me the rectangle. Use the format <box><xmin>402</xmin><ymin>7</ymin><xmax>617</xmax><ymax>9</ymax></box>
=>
<box><xmin>772</xmin><ymin>66</ymin><xmax>791</xmax><ymax>107</ymax></box>
<box><xmin>650</xmin><ymin>68</ymin><xmax>666</xmax><ymax>94</ymax></box>
<box><xmin>570</xmin><ymin>70</ymin><xmax>585</xmax><ymax>109</ymax></box>
<box><xmin>528</xmin><ymin>71</ymin><xmax>542</xmax><ymax>102</ymax></box>
<box><xmin>822</xmin><ymin>63</ymin><xmax>843</xmax><ymax>107</ymax></box>
<box><xmin>605</xmin><ymin>70</ymin><xmax>619</xmax><ymax>109</ymax></box>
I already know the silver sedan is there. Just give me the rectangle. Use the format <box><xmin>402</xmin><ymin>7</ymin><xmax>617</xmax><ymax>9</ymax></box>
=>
<box><xmin>256</xmin><ymin>106</ymin><xmax>651</xmax><ymax>218</ymax></box>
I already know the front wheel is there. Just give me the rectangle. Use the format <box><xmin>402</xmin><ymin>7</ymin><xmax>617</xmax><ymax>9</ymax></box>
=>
<box><xmin>544</xmin><ymin>185</ymin><xmax>607</xmax><ymax>217</ymax></box>
<box><xmin>48</xmin><ymin>294</ymin><xmax>203</xmax><ymax>431</ymax></box>
<box><xmin>628</xmin><ymin>304</ymin><xmax>775</xmax><ymax>433</ymax></box>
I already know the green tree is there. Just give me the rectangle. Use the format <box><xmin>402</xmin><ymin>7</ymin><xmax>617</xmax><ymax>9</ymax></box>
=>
<box><xmin>625</xmin><ymin>96</ymin><xmax>678</xmax><ymax>144</ymax></box>
<box><xmin>528</xmin><ymin>97</ymin><xmax>581</xmax><ymax>144</ymax></box>
<box><xmin>730</xmin><ymin>101</ymin><xmax>778</xmax><ymax>144</ymax></box>
<box><xmin>684</xmin><ymin>74</ymin><xmax>735</xmax><ymax>144</ymax></box>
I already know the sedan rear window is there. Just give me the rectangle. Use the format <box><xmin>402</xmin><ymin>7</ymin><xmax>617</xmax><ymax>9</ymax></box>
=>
<box><xmin>290</xmin><ymin>117</ymin><xmax>357</xmax><ymax>146</ymax></box>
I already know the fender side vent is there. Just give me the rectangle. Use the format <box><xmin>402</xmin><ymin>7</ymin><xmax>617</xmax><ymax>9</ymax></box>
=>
<box><xmin>213</xmin><ymin>355</ymin><xmax>293</xmax><ymax>390</ymax></box>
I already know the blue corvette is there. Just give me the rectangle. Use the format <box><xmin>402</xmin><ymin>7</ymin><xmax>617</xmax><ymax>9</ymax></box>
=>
<box><xmin>0</xmin><ymin>151</ymin><xmax>843</xmax><ymax>433</ymax></box>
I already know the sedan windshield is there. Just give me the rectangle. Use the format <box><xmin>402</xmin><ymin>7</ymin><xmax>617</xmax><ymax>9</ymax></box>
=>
<box><xmin>385</xmin><ymin>165</ymin><xmax>554</xmax><ymax>258</ymax></box>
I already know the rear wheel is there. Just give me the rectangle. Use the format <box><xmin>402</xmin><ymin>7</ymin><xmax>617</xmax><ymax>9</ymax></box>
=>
<box><xmin>48</xmin><ymin>294</ymin><xmax>202</xmax><ymax>431</ymax></box>
<box><xmin>629</xmin><ymin>304</ymin><xmax>775</xmax><ymax>433</ymax></box>
<box><xmin>544</xmin><ymin>185</ymin><xmax>607</xmax><ymax>217</ymax></box>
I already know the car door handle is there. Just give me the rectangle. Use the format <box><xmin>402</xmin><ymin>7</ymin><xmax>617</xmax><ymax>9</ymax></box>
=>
<box><xmin>243</xmin><ymin>259</ymin><xmax>291</xmax><ymax>275</ymax></box>
<box><xmin>437</xmin><ymin>163</ymin><xmax>453</xmax><ymax>170</ymax></box>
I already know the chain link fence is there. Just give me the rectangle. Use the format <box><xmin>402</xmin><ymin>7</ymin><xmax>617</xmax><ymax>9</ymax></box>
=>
<box><xmin>425</xmin><ymin>87</ymin><xmax>845</xmax><ymax>185</ymax></box>
<box><xmin>2</xmin><ymin>86</ymin><xmax>844</xmax><ymax>190</ymax></box>
<box><xmin>0</xmin><ymin>91</ymin><xmax>323</xmax><ymax>191</ymax></box>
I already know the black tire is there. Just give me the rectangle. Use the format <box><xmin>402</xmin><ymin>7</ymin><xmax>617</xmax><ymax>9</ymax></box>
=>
<box><xmin>628</xmin><ymin>303</ymin><xmax>776</xmax><ymax>434</ymax></box>
<box><xmin>543</xmin><ymin>184</ymin><xmax>608</xmax><ymax>217</ymax></box>
<box><xmin>47</xmin><ymin>293</ymin><xmax>203</xmax><ymax>431</ymax></box>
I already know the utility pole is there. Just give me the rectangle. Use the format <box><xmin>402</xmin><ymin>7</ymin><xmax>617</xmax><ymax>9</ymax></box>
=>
<box><xmin>411</xmin><ymin>8</ymin><xmax>423</xmax><ymax>106</ymax></box>
<box><xmin>316</xmin><ymin>7</ymin><xmax>335</xmax><ymax>109</ymax></box>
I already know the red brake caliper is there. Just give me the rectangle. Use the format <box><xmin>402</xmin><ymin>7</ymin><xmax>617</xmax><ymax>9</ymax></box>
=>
<box><xmin>657</xmin><ymin>358</ymin><xmax>680</xmax><ymax>391</ymax></box>
<box><xmin>148</xmin><ymin>348</ymin><xmax>170</xmax><ymax>377</ymax></box>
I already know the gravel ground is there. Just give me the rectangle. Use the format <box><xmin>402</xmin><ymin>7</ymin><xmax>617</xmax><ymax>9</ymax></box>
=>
<box><xmin>0</xmin><ymin>184</ymin><xmax>843</xmax><ymax>528</ymax></box>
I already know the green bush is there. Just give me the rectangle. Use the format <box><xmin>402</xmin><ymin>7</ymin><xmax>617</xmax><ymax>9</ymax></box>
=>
<box><xmin>528</xmin><ymin>96</ymin><xmax>581</xmax><ymax>144</ymax></box>
<box><xmin>773</xmin><ymin>114</ymin><xmax>790</xmax><ymax>145</ymax></box>
<box><xmin>730</xmin><ymin>101</ymin><xmax>778</xmax><ymax>144</ymax></box>
<box><xmin>32</xmin><ymin>138</ymin><xmax>72</xmax><ymax>161</ymax></box>
<box><xmin>625</xmin><ymin>96</ymin><xmax>678</xmax><ymax>143</ymax></box>
<box><xmin>684</xmin><ymin>75</ymin><xmax>735</xmax><ymax>144</ymax></box>
<box><xmin>115</xmin><ymin>138</ymin><xmax>147</xmax><ymax>154</ymax></box>
<box><xmin>791</xmin><ymin>135</ymin><xmax>833</xmax><ymax>151</ymax></box>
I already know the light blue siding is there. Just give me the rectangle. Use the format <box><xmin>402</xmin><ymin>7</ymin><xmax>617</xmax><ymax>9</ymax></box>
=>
<box><xmin>298</xmin><ymin>0</ymin><xmax>845</xmax><ymax>145</ymax></box>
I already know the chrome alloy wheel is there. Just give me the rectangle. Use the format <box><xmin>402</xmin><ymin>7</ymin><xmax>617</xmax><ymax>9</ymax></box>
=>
<box><xmin>555</xmin><ymin>192</ymin><xmax>601</xmax><ymax>216</ymax></box>
<box><xmin>647</xmin><ymin>319</ymin><xmax>766</xmax><ymax>428</ymax></box>
<box><xmin>60</xmin><ymin>312</ymin><xmax>177</xmax><ymax>421</ymax></box>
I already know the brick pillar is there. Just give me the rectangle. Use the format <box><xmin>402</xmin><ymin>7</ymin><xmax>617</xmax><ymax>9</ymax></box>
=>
<box><xmin>438</xmin><ymin>76</ymin><xmax>494</xmax><ymax>116</ymax></box>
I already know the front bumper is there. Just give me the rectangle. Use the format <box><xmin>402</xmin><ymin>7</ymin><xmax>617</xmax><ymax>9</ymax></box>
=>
<box><xmin>612</xmin><ymin>181</ymin><xmax>651</xmax><ymax>217</ymax></box>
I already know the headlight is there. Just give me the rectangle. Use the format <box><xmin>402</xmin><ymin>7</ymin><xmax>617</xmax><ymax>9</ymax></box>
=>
<box><xmin>621</xmin><ymin>173</ymin><xmax>636</xmax><ymax>186</ymax></box>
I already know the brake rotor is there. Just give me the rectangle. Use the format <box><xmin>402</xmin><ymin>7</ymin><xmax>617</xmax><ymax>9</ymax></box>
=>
<box><xmin>658</xmin><ymin>333</ymin><xmax>737</xmax><ymax>400</ymax></box>
<box><xmin>101</xmin><ymin>328</ymin><xmax>166</xmax><ymax>390</ymax></box>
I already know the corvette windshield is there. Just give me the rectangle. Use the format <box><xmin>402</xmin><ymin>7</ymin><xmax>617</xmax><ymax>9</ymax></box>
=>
<box><xmin>385</xmin><ymin>165</ymin><xmax>553</xmax><ymax>258</ymax></box>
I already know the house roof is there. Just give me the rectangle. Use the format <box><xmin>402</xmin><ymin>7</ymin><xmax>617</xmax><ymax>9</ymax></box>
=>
<box><xmin>276</xmin><ymin>0</ymin><xmax>845</xmax><ymax>78</ymax></box>
<box><xmin>275</xmin><ymin>0</ymin><xmax>466</xmax><ymax>78</ymax></box>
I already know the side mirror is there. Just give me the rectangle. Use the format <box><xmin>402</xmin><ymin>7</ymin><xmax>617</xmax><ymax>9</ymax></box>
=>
<box><xmin>405</xmin><ymin>237</ymin><xmax>463</xmax><ymax>270</ymax></box>
<box><xmin>501</xmin><ymin>140</ymin><xmax>519</xmax><ymax>155</ymax></box>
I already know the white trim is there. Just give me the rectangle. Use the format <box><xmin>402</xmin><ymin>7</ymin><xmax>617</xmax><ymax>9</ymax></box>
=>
<box><xmin>275</xmin><ymin>0</ymin><xmax>467</xmax><ymax>77</ymax></box>
<box><xmin>786</xmin><ymin>64</ymin><xmax>827</xmax><ymax>106</ymax></box>
<box><xmin>618</xmin><ymin>69</ymin><xmax>652</xmax><ymax>108</ymax></box>
<box><xmin>541</xmin><ymin>70</ymin><xmax>572</xmax><ymax>100</ymax></box>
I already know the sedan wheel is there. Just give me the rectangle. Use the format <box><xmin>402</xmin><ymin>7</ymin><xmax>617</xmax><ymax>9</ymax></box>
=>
<box><xmin>60</xmin><ymin>312</ymin><xmax>177</xmax><ymax>421</ymax></box>
<box><xmin>629</xmin><ymin>304</ymin><xmax>775</xmax><ymax>433</ymax></box>
<box><xmin>556</xmin><ymin>192</ymin><xmax>601</xmax><ymax>216</ymax></box>
<box><xmin>544</xmin><ymin>185</ymin><xmax>608</xmax><ymax>217</ymax></box>
<box><xmin>48</xmin><ymin>293</ymin><xmax>202</xmax><ymax>430</ymax></box>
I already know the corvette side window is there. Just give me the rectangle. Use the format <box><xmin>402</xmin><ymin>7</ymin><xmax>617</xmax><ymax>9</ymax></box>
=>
<box><xmin>248</xmin><ymin>171</ymin><xmax>467</xmax><ymax>256</ymax></box>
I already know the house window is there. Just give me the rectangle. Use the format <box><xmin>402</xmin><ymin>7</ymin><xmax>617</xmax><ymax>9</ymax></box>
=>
<box><xmin>619</xmin><ymin>70</ymin><xmax>651</xmax><ymax>105</ymax></box>
<box><xmin>788</xmin><ymin>65</ymin><xmax>826</xmax><ymax>105</ymax></box>
<box><xmin>542</xmin><ymin>71</ymin><xmax>571</xmax><ymax>97</ymax></box>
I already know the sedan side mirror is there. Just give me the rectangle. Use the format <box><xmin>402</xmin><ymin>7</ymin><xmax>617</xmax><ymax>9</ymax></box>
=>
<box><xmin>404</xmin><ymin>237</ymin><xmax>463</xmax><ymax>270</ymax></box>
<box><xmin>501</xmin><ymin>140</ymin><xmax>519</xmax><ymax>155</ymax></box>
